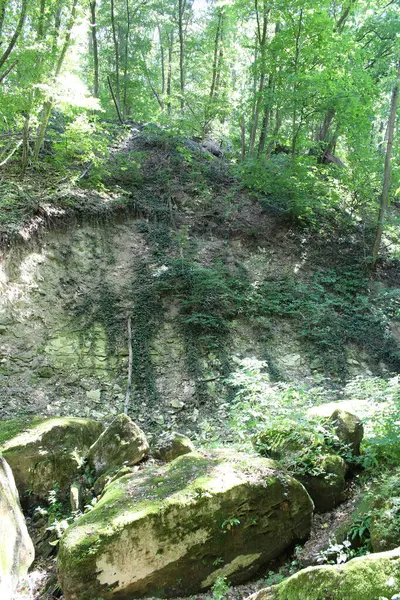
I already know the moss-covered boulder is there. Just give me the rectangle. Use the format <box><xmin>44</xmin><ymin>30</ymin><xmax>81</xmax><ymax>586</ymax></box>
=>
<box><xmin>57</xmin><ymin>449</ymin><xmax>313</xmax><ymax>599</ymax></box>
<box><xmin>0</xmin><ymin>457</ymin><xmax>34</xmax><ymax>599</ymax></box>
<box><xmin>370</xmin><ymin>492</ymin><xmax>400</xmax><ymax>553</ymax></box>
<box><xmin>152</xmin><ymin>431</ymin><xmax>195</xmax><ymax>462</ymax></box>
<box><xmin>0</xmin><ymin>416</ymin><xmax>103</xmax><ymax>503</ymax></box>
<box><xmin>249</xmin><ymin>546</ymin><xmax>400</xmax><ymax>600</ymax></box>
<box><xmin>255</xmin><ymin>423</ymin><xmax>346</xmax><ymax>512</ymax></box>
<box><xmin>301</xmin><ymin>454</ymin><xmax>347</xmax><ymax>513</ymax></box>
<box><xmin>309</xmin><ymin>405</ymin><xmax>364</xmax><ymax>457</ymax></box>
<box><xmin>87</xmin><ymin>414</ymin><xmax>149</xmax><ymax>477</ymax></box>
<box><xmin>329</xmin><ymin>409</ymin><xmax>364</xmax><ymax>456</ymax></box>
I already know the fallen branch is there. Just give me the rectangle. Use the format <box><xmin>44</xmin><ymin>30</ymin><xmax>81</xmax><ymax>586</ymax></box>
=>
<box><xmin>0</xmin><ymin>139</ymin><xmax>22</xmax><ymax>166</ymax></box>
<box><xmin>107</xmin><ymin>75</ymin><xmax>124</xmax><ymax>125</ymax></box>
<box><xmin>124</xmin><ymin>315</ymin><xmax>133</xmax><ymax>415</ymax></box>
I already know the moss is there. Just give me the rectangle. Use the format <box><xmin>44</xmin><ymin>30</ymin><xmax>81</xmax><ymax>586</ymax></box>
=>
<box><xmin>256</xmin><ymin>547</ymin><xmax>400</xmax><ymax>600</ymax></box>
<box><xmin>300</xmin><ymin>454</ymin><xmax>346</xmax><ymax>513</ymax></box>
<box><xmin>1</xmin><ymin>417</ymin><xmax>103</xmax><ymax>502</ymax></box>
<box><xmin>0</xmin><ymin>416</ymin><xmax>47</xmax><ymax>447</ymax></box>
<box><xmin>58</xmin><ymin>450</ymin><xmax>313</xmax><ymax>599</ymax></box>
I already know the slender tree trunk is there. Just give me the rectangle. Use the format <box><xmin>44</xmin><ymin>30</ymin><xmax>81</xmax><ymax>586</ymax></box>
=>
<box><xmin>265</xmin><ymin>111</ymin><xmax>282</xmax><ymax>158</ymax></box>
<box><xmin>111</xmin><ymin>0</ymin><xmax>121</xmax><ymax>107</ymax></box>
<box><xmin>108</xmin><ymin>75</ymin><xmax>124</xmax><ymax>124</ymax></box>
<box><xmin>124</xmin><ymin>316</ymin><xmax>133</xmax><ymax>415</ymax></box>
<box><xmin>0</xmin><ymin>0</ymin><xmax>6</xmax><ymax>37</ymax></box>
<box><xmin>33</xmin><ymin>0</ymin><xmax>79</xmax><ymax>161</ymax></box>
<box><xmin>249</xmin><ymin>0</ymin><xmax>269</xmax><ymax>155</ymax></box>
<box><xmin>21</xmin><ymin>112</ymin><xmax>30</xmax><ymax>173</ymax></box>
<box><xmin>178</xmin><ymin>0</ymin><xmax>186</xmax><ymax>111</ymax></box>
<box><xmin>167</xmin><ymin>31</ymin><xmax>174</xmax><ymax>115</ymax></box>
<box><xmin>142</xmin><ymin>53</ymin><xmax>164</xmax><ymax>110</ymax></box>
<box><xmin>122</xmin><ymin>0</ymin><xmax>131</xmax><ymax>116</ymax></box>
<box><xmin>0</xmin><ymin>59</ymin><xmax>17</xmax><ymax>83</ymax></box>
<box><xmin>209</xmin><ymin>11</ymin><xmax>223</xmax><ymax>99</ymax></box>
<box><xmin>0</xmin><ymin>0</ymin><xmax>28</xmax><ymax>71</ymax></box>
<box><xmin>158</xmin><ymin>25</ymin><xmax>165</xmax><ymax>95</ymax></box>
<box><xmin>371</xmin><ymin>57</ymin><xmax>400</xmax><ymax>267</ymax></box>
<box><xmin>315</xmin><ymin>3</ymin><xmax>356</xmax><ymax>158</ymax></box>
<box><xmin>335</xmin><ymin>0</ymin><xmax>357</xmax><ymax>33</ymax></box>
<box><xmin>240</xmin><ymin>114</ymin><xmax>246</xmax><ymax>161</ymax></box>
<box><xmin>291</xmin><ymin>8</ymin><xmax>303</xmax><ymax>158</ymax></box>
<box><xmin>89</xmin><ymin>1</ymin><xmax>99</xmax><ymax>97</ymax></box>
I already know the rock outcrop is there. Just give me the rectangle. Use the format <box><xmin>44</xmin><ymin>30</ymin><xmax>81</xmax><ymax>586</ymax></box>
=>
<box><xmin>152</xmin><ymin>431</ymin><xmax>195</xmax><ymax>462</ymax></box>
<box><xmin>87</xmin><ymin>414</ymin><xmax>149</xmax><ymax>477</ymax></box>
<box><xmin>309</xmin><ymin>405</ymin><xmax>364</xmax><ymax>456</ymax></box>
<box><xmin>0</xmin><ymin>416</ymin><xmax>103</xmax><ymax>502</ymax></box>
<box><xmin>0</xmin><ymin>457</ymin><xmax>34</xmax><ymax>599</ymax></box>
<box><xmin>249</xmin><ymin>546</ymin><xmax>400</xmax><ymax>600</ymax></box>
<box><xmin>58</xmin><ymin>449</ymin><xmax>313</xmax><ymax>599</ymax></box>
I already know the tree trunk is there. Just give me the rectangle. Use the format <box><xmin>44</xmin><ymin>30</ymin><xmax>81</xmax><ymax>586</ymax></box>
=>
<box><xmin>33</xmin><ymin>0</ymin><xmax>79</xmax><ymax>161</ymax></box>
<box><xmin>291</xmin><ymin>8</ymin><xmax>303</xmax><ymax>158</ymax></box>
<box><xmin>258</xmin><ymin>23</ymin><xmax>280</xmax><ymax>155</ymax></box>
<box><xmin>158</xmin><ymin>25</ymin><xmax>165</xmax><ymax>95</ymax></box>
<box><xmin>89</xmin><ymin>1</ymin><xmax>99</xmax><ymax>97</ymax></box>
<box><xmin>0</xmin><ymin>0</ymin><xmax>6</xmax><ymax>37</ymax></box>
<box><xmin>167</xmin><ymin>30</ymin><xmax>174</xmax><ymax>115</ymax></box>
<box><xmin>111</xmin><ymin>0</ymin><xmax>121</xmax><ymax>108</ymax></box>
<box><xmin>108</xmin><ymin>75</ymin><xmax>124</xmax><ymax>124</ymax></box>
<box><xmin>240</xmin><ymin>114</ymin><xmax>246</xmax><ymax>161</ymax></box>
<box><xmin>248</xmin><ymin>0</ymin><xmax>269</xmax><ymax>155</ymax></box>
<box><xmin>178</xmin><ymin>0</ymin><xmax>186</xmax><ymax>111</ymax></box>
<box><xmin>371</xmin><ymin>57</ymin><xmax>400</xmax><ymax>267</ymax></box>
<box><xmin>122</xmin><ymin>0</ymin><xmax>131</xmax><ymax>116</ymax></box>
<box><xmin>0</xmin><ymin>0</ymin><xmax>28</xmax><ymax>71</ymax></box>
<box><xmin>124</xmin><ymin>316</ymin><xmax>133</xmax><ymax>415</ymax></box>
<box><xmin>209</xmin><ymin>11</ymin><xmax>223</xmax><ymax>99</ymax></box>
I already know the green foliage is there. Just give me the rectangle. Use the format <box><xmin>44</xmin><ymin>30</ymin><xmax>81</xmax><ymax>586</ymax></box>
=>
<box><xmin>211</xmin><ymin>576</ymin><xmax>230</xmax><ymax>600</ymax></box>
<box><xmin>129</xmin><ymin>262</ymin><xmax>164</xmax><ymax>402</ymax></box>
<box><xmin>348</xmin><ymin>514</ymin><xmax>372</xmax><ymax>543</ymax></box>
<box><xmin>243</xmin><ymin>268</ymin><xmax>400</xmax><ymax>377</ymax></box>
<box><xmin>238</xmin><ymin>155</ymin><xmax>341</xmax><ymax>224</ymax></box>
<box><xmin>53</xmin><ymin>116</ymin><xmax>108</xmax><ymax>168</ymax></box>
<box><xmin>221</xmin><ymin>517</ymin><xmax>240</xmax><ymax>531</ymax></box>
<box><xmin>347</xmin><ymin>376</ymin><xmax>400</xmax><ymax>467</ymax></box>
<box><xmin>315</xmin><ymin>538</ymin><xmax>370</xmax><ymax>566</ymax></box>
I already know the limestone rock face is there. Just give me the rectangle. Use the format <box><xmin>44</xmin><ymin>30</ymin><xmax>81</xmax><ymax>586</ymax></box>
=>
<box><xmin>249</xmin><ymin>547</ymin><xmax>400</xmax><ymax>600</ymax></box>
<box><xmin>0</xmin><ymin>417</ymin><xmax>103</xmax><ymax>503</ymax></box>
<box><xmin>87</xmin><ymin>414</ymin><xmax>149</xmax><ymax>477</ymax></box>
<box><xmin>152</xmin><ymin>431</ymin><xmax>195</xmax><ymax>462</ymax></box>
<box><xmin>0</xmin><ymin>457</ymin><xmax>34</xmax><ymax>599</ymax></box>
<box><xmin>57</xmin><ymin>449</ymin><xmax>313</xmax><ymax>600</ymax></box>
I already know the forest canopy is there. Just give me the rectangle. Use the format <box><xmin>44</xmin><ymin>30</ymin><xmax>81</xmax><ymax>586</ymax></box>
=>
<box><xmin>0</xmin><ymin>0</ymin><xmax>400</xmax><ymax>261</ymax></box>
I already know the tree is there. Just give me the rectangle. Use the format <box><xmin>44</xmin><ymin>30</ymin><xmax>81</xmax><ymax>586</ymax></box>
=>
<box><xmin>371</xmin><ymin>56</ymin><xmax>400</xmax><ymax>267</ymax></box>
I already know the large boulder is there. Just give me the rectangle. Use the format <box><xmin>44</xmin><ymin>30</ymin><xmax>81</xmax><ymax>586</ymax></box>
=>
<box><xmin>309</xmin><ymin>405</ymin><xmax>364</xmax><ymax>456</ymax></box>
<box><xmin>249</xmin><ymin>546</ymin><xmax>400</xmax><ymax>600</ymax></box>
<box><xmin>58</xmin><ymin>449</ymin><xmax>313</xmax><ymax>600</ymax></box>
<box><xmin>369</xmin><ymin>474</ymin><xmax>400</xmax><ymax>552</ymax></box>
<box><xmin>329</xmin><ymin>409</ymin><xmax>364</xmax><ymax>456</ymax></box>
<box><xmin>255</xmin><ymin>423</ymin><xmax>346</xmax><ymax>512</ymax></box>
<box><xmin>0</xmin><ymin>416</ymin><xmax>103</xmax><ymax>503</ymax></box>
<box><xmin>87</xmin><ymin>414</ymin><xmax>149</xmax><ymax>477</ymax></box>
<box><xmin>152</xmin><ymin>431</ymin><xmax>195</xmax><ymax>462</ymax></box>
<box><xmin>301</xmin><ymin>454</ymin><xmax>347</xmax><ymax>513</ymax></box>
<box><xmin>0</xmin><ymin>457</ymin><xmax>34</xmax><ymax>599</ymax></box>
